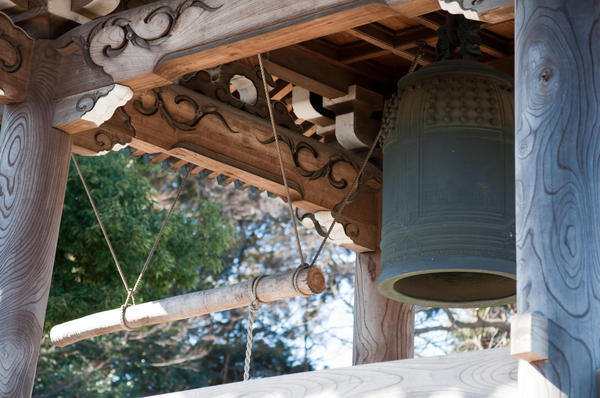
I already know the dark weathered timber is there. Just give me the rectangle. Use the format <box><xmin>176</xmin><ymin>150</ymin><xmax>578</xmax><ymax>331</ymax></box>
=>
<box><xmin>0</xmin><ymin>42</ymin><xmax>72</xmax><ymax>397</ymax></box>
<box><xmin>515</xmin><ymin>1</ymin><xmax>600</xmax><ymax>396</ymax></box>
<box><xmin>353</xmin><ymin>251</ymin><xmax>414</xmax><ymax>365</ymax></box>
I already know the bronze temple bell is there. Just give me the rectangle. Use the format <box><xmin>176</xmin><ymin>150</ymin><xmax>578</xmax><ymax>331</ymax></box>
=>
<box><xmin>378</xmin><ymin>17</ymin><xmax>516</xmax><ymax>308</ymax></box>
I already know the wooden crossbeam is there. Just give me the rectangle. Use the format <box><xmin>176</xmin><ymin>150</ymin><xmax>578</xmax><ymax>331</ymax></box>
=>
<box><xmin>339</xmin><ymin>25</ymin><xmax>437</xmax><ymax>64</ymax></box>
<box><xmin>85</xmin><ymin>84</ymin><xmax>381</xmax><ymax>251</ymax></box>
<box><xmin>145</xmin><ymin>348</ymin><xmax>517</xmax><ymax>397</ymax></box>
<box><xmin>52</xmin><ymin>0</ymin><xmax>444</xmax><ymax>100</ymax></box>
<box><xmin>348</xmin><ymin>23</ymin><xmax>432</xmax><ymax>64</ymax></box>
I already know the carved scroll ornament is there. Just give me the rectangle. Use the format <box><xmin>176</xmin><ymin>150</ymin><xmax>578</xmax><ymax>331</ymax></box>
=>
<box><xmin>74</xmin><ymin>0</ymin><xmax>222</xmax><ymax>70</ymax></box>
<box><xmin>182</xmin><ymin>62</ymin><xmax>302</xmax><ymax>134</ymax></box>
<box><xmin>133</xmin><ymin>88</ymin><xmax>237</xmax><ymax>134</ymax></box>
<box><xmin>0</xmin><ymin>28</ymin><xmax>21</xmax><ymax>73</ymax></box>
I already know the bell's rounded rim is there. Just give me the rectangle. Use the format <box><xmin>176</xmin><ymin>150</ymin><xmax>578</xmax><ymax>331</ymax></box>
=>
<box><xmin>378</xmin><ymin>267</ymin><xmax>516</xmax><ymax>308</ymax></box>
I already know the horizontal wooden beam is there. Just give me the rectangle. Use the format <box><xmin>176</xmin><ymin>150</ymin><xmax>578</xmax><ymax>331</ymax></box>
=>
<box><xmin>53</xmin><ymin>0</ymin><xmax>442</xmax><ymax>99</ymax></box>
<box><xmin>91</xmin><ymin>83</ymin><xmax>381</xmax><ymax>251</ymax></box>
<box><xmin>348</xmin><ymin>23</ymin><xmax>433</xmax><ymax>65</ymax></box>
<box><xmin>339</xmin><ymin>25</ymin><xmax>437</xmax><ymax>64</ymax></box>
<box><xmin>147</xmin><ymin>348</ymin><xmax>517</xmax><ymax>397</ymax></box>
<box><xmin>0</xmin><ymin>11</ymin><xmax>34</xmax><ymax>103</ymax></box>
<box><xmin>266</xmin><ymin>45</ymin><xmax>392</xmax><ymax>99</ymax></box>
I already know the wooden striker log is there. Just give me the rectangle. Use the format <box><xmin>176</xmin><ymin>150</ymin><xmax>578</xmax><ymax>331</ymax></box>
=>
<box><xmin>50</xmin><ymin>267</ymin><xmax>325</xmax><ymax>347</ymax></box>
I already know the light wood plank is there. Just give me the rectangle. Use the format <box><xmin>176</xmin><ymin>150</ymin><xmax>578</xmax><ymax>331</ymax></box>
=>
<box><xmin>147</xmin><ymin>348</ymin><xmax>517</xmax><ymax>397</ymax></box>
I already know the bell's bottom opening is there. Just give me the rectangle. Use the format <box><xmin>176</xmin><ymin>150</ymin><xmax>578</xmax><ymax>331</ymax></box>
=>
<box><xmin>379</xmin><ymin>269</ymin><xmax>516</xmax><ymax>308</ymax></box>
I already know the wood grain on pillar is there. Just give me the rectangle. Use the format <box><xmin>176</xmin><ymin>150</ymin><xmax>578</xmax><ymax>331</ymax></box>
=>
<box><xmin>515</xmin><ymin>0</ymin><xmax>600</xmax><ymax>396</ymax></box>
<box><xmin>0</xmin><ymin>42</ymin><xmax>71</xmax><ymax>397</ymax></box>
<box><xmin>353</xmin><ymin>252</ymin><xmax>414</xmax><ymax>365</ymax></box>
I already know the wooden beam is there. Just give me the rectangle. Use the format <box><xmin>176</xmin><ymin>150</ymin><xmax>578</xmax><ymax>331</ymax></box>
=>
<box><xmin>96</xmin><ymin>85</ymin><xmax>381</xmax><ymax>251</ymax></box>
<box><xmin>266</xmin><ymin>46</ymin><xmax>390</xmax><ymax>99</ymax></box>
<box><xmin>339</xmin><ymin>25</ymin><xmax>437</xmax><ymax>64</ymax></box>
<box><xmin>348</xmin><ymin>23</ymin><xmax>432</xmax><ymax>64</ymax></box>
<box><xmin>353</xmin><ymin>251</ymin><xmax>414</xmax><ymax>365</ymax></box>
<box><xmin>0</xmin><ymin>11</ymin><xmax>34</xmax><ymax>103</ymax></box>
<box><xmin>146</xmin><ymin>348</ymin><xmax>517</xmax><ymax>397</ymax></box>
<box><xmin>515</xmin><ymin>1</ymin><xmax>600</xmax><ymax>396</ymax></box>
<box><xmin>50</xmin><ymin>267</ymin><xmax>325</xmax><ymax>347</ymax></box>
<box><xmin>53</xmin><ymin>0</ymin><xmax>443</xmax><ymax>99</ymax></box>
<box><xmin>0</xmin><ymin>41</ymin><xmax>72</xmax><ymax>397</ymax></box>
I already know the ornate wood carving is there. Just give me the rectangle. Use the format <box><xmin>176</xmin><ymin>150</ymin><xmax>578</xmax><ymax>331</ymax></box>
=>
<box><xmin>54</xmin><ymin>0</ymin><xmax>405</xmax><ymax>96</ymax></box>
<box><xmin>297</xmin><ymin>208</ymin><xmax>355</xmax><ymax>246</ymax></box>
<box><xmin>182</xmin><ymin>62</ymin><xmax>302</xmax><ymax>134</ymax></box>
<box><xmin>99</xmin><ymin>84</ymin><xmax>380</xmax><ymax>251</ymax></box>
<box><xmin>133</xmin><ymin>88</ymin><xmax>237</xmax><ymax>134</ymax></box>
<box><xmin>0</xmin><ymin>11</ymin><xmax>33</xmax><ymax>103</ymax></box>
<box><xmin>0</xmin><ymin>41</ymin><xmax>71</xmax><ymax>397</ymax></box>
<box><xmin>72</xmin><ymin>128</ymin><xmax>133</xmax><ymax>156</ymax></box>
<box><xmin>53</xmin><ymin>84</ymin><xmax>133</xmax><ymax>134</ymax></box>
<box><xmin>515</xmin><ymin>1</ymin><xmax>600</xmax><ymax>396</ymax></box>
<box><xmin>354</xmin><ymin>252</ymin><xmax>414</xmax><ymax>365</ymax></box>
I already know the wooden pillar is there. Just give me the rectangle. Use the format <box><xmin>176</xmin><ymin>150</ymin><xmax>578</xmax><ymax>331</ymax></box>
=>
<box><xmin>0</xmin><ymin>42</ymin><xmax>71</xmax><ymax>397</ymax></box>
<box><xmin>514</xmin><ymin>1</ymin><xmax>600</xmax><ymax>396</ymax></box>
<box><xmin>353</xmin><ymin>251</ymin><xmax>414</xmax><ymax>364</ymax></box>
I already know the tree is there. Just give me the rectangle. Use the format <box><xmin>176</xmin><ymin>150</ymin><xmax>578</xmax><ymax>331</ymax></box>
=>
<box><xmin>34</xmin><ymin>152</ymin><xmax>310</xmax><ymax>397</ymax></box>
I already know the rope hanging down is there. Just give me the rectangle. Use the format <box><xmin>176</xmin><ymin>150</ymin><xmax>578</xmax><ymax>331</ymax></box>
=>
<box><xmin>72</xmin><ymin>154</ymin><xmax>189</xmax><ymax>324</ymax></box>
<box><xmin>243</xmin><ymin>49</ymin><xmax>425</xmax><ymax>379</ymax></box>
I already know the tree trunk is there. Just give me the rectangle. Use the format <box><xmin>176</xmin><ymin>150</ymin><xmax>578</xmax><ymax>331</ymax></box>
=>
<box><xmin>0</xmin><ymin>42</ymin><xmax>71</xmax><ymax>397</ymax></box>
<box><xmin>515</xmin><ymin>1</ymin><xmax>600</xmax><ymax>396</ymax></box>
<box><xmin>353</xmin><ymin>251</ymin><xmax>414</xmax><ymax>365</ymax></box>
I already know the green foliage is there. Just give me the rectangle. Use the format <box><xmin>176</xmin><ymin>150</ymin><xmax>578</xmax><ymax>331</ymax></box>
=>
<box><xmin>46</xmin><ymin>152</ymin><xmax>233</xmax><ymax>327</ymax></box>
<box><xmin>34</xmin><ymin>152</ymin><xmax>312</xmax><ymax>397</ymax></box>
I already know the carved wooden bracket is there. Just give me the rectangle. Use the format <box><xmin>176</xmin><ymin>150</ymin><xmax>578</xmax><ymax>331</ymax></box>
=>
<box><xmin>292</xmin><ymin>86</ymin><xmax>336</xmax><ymax>140</ymax></box>
<box><xmin>72</xmin><ymin>127</ymin><xmax>133</xmax><ymax>156</ymax></box>
<box><xmin>0</xmin><ymin>11</ymin><xmax>33</xmax><ymax>103</ymax></box>
<box><xmin>181</xmin><ymin>62</ymin><xmax>302</xmax><ymax>134</ymax></box>
<box><xmin>93</xmin><ymin>83</ymin><xmax>380</xmax><ymax>251</ymax></box>
<box><xmin>438</xmin><ymin>0</ymin><xmax>513</xmax><ymax>23</ymax></box>
<box><xmin>53</xmin><ymin>0</ymin><xmax>406</xmax><ymax>99</ymax></box>
<box><xmin>323</xmin><ymin>85</ymin><xmax>383</xmax><ymax>151</ymax></box>
<box><xmin>53</xmin><ymin>84</ymin><xmax>133</xmax><ymax>134</ymax></box>
<box><xmin>297</xmin><ymin>209</ymin><xmax>355</xmax><ymax>247</ymax></box>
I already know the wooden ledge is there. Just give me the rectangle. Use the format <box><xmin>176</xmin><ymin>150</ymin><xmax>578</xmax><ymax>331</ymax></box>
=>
<box><xmin>146</xmin><ymin>348</ymin><xmax>517</xmax><ymax>397</ymax></box>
